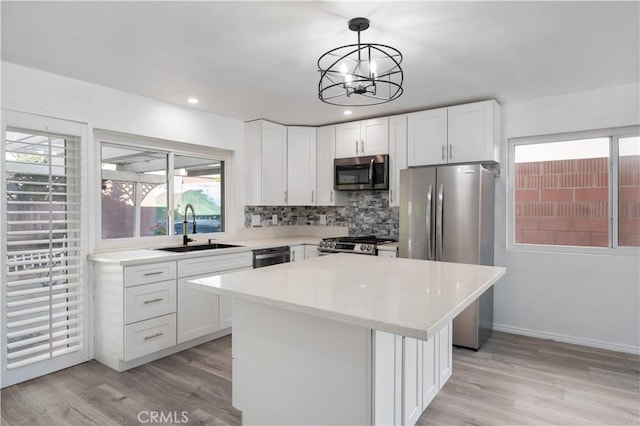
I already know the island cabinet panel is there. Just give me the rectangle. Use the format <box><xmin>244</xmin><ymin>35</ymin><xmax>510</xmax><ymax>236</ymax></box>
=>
<box><xmin>374</xmin><ymin>331</ymin><xmax>402</xmax><ymax>426</ymax></box>
<box><xmin>373</xmin><ymin>324</ymin><xmax>453</xmax><ymax>425</ymax></box>
<box><xmin>233</xmin><ymin>299</ymin><xmax>371</xmax><ymax>425</ymax></box>
<box><xmin>403</xmin><ymin>337</ymin><xmax>424</xmax><ymax>426</ymax></box>
<box><xmin>438</xmin><ymin>321</ymin><xmax>453</xmax><ymax>386</ymax></box>
<box><xmin>421</xmin><ymin>334</ymin><xmax>439</xmax><ymax>409</ymax></box>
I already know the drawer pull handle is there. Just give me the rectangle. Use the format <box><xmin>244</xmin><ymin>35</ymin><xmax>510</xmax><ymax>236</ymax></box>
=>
<box><xmin>144</xmin><ymin>332</ymin><xmax>164</xmax><ymax>341</ymax></box>
<box><xmin>143</xmin><ymin>298</ymin><xmax>163</xmax><ymax>304</ymax></box>
<box><xmin>143</xmin><ymin>271</ymin><xmax>164</xmax><ymax>277</ymax></box>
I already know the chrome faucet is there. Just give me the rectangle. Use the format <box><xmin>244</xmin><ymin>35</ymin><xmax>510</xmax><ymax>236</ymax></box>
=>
<box><xmin>182</xmin><ymin>203</ymin><xmax>196</xmax><ymax>246</ymax></box>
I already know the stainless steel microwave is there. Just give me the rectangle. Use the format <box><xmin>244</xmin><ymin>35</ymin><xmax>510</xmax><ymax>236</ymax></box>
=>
<box><xmin>334</xmin><ymin>154</ymin><xmax>389</xmax><ymax>191</ymax></box>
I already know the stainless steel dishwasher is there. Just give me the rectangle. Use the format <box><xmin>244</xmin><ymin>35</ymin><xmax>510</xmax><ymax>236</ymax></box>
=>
<box><xmin>252</xmin><ymin>246</ymin><xmax>291</xmax><ymax>268</ymax></box>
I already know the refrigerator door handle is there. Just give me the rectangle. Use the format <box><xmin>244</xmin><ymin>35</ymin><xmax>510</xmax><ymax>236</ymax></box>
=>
<box><xmin>426</xmin><ymin>184</ymin><xmax>433</xmax><ymax>260</ymax></box>
<box><xmin>436</xmin><ymin>183</ymin><xmax>444</xmax><ymax>261</ymax></box>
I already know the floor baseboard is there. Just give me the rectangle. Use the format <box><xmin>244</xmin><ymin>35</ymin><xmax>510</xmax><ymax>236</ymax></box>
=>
<box><xmin>493</xmin><ymin>323</ymin><xmax>640</xmax><ymax>355</ymax></box>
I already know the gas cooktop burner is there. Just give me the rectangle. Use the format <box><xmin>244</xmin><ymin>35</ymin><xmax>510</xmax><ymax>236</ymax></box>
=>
<box><xmin>318</xmin><ymin>235</ymin><xmax>398</xmax><ymax>255</ymax></box>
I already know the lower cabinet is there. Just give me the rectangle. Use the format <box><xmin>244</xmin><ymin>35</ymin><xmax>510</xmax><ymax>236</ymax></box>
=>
<box><xmin>290</xmin><ymin>245</ymin><xmax>305</xmax><ymax>262</ymax></box>
<box><xmin>177</xmin><ymin>276</ymin><xmax>220</xmax><ymax>344</ymax></box>
<box><xmin>374</xmin><ymin>322</ymin><xmax>453</xmax><ymax>425</ymax></box>
<box><xmin>176</xmin><ymin>252</ymin><xmax>252</xmax><ymax>343</ymax></box>
<box><xmin>93</xmin><ymin>251</ymin><xmax>252</xmax><ymax>372</ymax></box>
<box><xmin>304</xmin><ymin>244</ymin><xmax>319</xmax><ymax>259</ymax></box>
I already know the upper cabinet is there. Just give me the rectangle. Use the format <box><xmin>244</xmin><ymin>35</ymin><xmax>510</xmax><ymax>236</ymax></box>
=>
<box><xmin>336</xmin><ymin>117</ymin><xmax>389</xmax><ymax>158</ymax></box>
<box><xmin>316</xmin><ymin>125</ymin><xmax>346</xmax><ymax>206</ymax></box>
<box><xmin>287</xmin><ymin>127</ymin><xmax>316</xmax><ymax>205</ymax></box>
<box><xmin>245</xmin><ymin>120</ymin><xmax>287</xmax><ymax>206</ymax></box>
<box><xmin>408</xmin><ymin>100</ymin><xmax>500</xmax><ymax>167</ymax></box>
<box><xmin>388</xmin><ymin>115</ymin><xmax>407</xmax><ymax>207</ymax></box>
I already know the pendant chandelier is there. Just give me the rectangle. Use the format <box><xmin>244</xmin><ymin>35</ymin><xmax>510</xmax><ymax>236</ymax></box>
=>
<box><xmin>317</xmin><ymin>17</ymin><xmax>403</xmax><ymax>106</ymax></box>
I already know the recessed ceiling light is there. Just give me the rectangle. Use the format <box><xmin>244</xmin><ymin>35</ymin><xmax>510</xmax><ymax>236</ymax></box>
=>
<box><xmin>187</xmin><ymin>97</ymin><xmax>199</xmax><ymax>104</ymax></box>
<box><xmin>343</xmin><ymin>110</ymin><xmax>353</xmax><ymax>115</ymax></box>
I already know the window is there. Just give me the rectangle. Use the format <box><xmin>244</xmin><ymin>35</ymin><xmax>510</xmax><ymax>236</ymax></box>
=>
<box><xmin>99</xmin><ymin>137</ymin><xmax>226</xmax><ymax>243</ymax></box>
<box><xmin>2</xmin><ymin>113</ymin><xmax>88</xmax><ymax>387</ymax></box>
<box><xmin>511</xmin><ymin>126</ymin><xmax>639</xmax><ymax>250</ymax></box>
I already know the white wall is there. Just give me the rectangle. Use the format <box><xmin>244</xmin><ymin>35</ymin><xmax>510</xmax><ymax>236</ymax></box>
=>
<box><xmin>494</xmin><ymin>83</ymin><xmax>640</xmax><ymax>354</ymax></box>
<box><xmin>1</xmin><ymin>62</ymin><xmax>245</xmax><ymax>250</ymax></box>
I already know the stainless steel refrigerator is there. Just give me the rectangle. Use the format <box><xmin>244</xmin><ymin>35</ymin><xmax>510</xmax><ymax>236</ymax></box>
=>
<box><xmin>399</xmin><ymin>164</ymin><xmax>495</xmax><ymax>350</ymax></box>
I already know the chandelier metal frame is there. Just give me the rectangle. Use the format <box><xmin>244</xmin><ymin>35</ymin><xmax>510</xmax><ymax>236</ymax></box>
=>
<box><xmin>317</xmin><ymin>17</ymin><xmax>403</xmax><ymax>106</ymax></box>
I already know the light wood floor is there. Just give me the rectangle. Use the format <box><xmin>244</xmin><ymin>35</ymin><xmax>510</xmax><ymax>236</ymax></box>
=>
<box><xmin>1</xmin><ymin>332</ymin><xmax>638</xmax><ymax>425</ymax></box>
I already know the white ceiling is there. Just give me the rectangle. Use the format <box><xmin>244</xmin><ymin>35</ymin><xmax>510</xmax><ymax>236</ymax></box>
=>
<box><xmin>2</xmin><ymin>1</ymin><xmax>638</xmax><ymax>126</ymax></box>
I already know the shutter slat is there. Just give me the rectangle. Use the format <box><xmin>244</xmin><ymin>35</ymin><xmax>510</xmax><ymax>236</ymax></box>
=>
<box><xmin>7</xmin><ymin>292</ymin><xmax>82</xmax><ymax>309</ymax></box>
<box><xmin>6</xmin><ymin>273</ymin><xmax>82</xmax><ymax>287</ymax></box>
<box><xmin>7</xmin><ymin>307</ymin><xmax>83</xmax><ymax>329</ymax></box>
<box><xmin>6</xmin><ymin>317</ymin><xmax>83</xmax><ymax>339</ymax></box>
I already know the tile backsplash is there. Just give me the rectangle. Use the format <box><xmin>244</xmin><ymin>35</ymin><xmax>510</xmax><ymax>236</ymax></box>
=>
<box><xmin>245</xmin><ymin>191</ymin><xmax>399</xmax><ymax>238</ymax></box>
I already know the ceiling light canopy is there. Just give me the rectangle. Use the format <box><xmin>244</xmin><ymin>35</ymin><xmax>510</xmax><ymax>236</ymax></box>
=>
<box><xmin>318</xmin><ymin>17</ymin><xmax>403</xmax><ymax>107</ymax></box>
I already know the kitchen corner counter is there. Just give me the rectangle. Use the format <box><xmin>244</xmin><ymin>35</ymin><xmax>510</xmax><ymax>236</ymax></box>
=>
<box><xmin>189</xmin><ymin>253</ymin><xmax>506</xmax><ymax>340</ymax></box>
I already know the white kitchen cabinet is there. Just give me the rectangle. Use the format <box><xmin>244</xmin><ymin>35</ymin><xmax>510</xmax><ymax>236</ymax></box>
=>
<box><xmin>447</xmin><ymin>100</ymin><xmax>500</xmax><ymax>164</ymax></box>
<box><xmin>407</xmin><ymin>107</ymin><xmax>448</xmax><ymax>166</ymax></box>
<box><xmin>403</xmin><ymin>336</ymin><xmax>423</xmax><ymax>426</ymax></box>
<box><xmin>408</xmin><ymin>100</ymin><xmax>500</xmax><ymax>167</ymax></box>
<box><xmin>422</xmin><ymin>333</ymin><xmax>439</xmax><ymax>409</ymax></box>
<box><xmin>177</xmin><ymin>275</ymin><xmax>220</xmax><ymax>344</ymax></box>
<box><xmin>438</xmin><ymin>321</ymin><xmax>453</xmax><ymax>387</ymax></box>
<box><xmin>374</xmin><ymin>323</ymin><xmax>452</xmax><ymax>425</ymax></box>
<box><xmin>377</xmin><ymin>248</ymin><xmax>398</xmax><ymax>258</ymax></box>
<box><xmin>245</xmin><ymin>120</ymin><xmax>287</xmax><ymax>206</ymax></box>
<box><xmin>177</xmin><ymin>252</ymin><xmax>252</xmax><ymax>343</ymax></box>
<box><xmin>388</xmin><ymin>115</ymin><xmax>407</xmax><ymax>207</ymax></box>
<box><xmin>335</xmin><ymin>117</ymin><xmax>389</xmax><ymax>158</ymax></box>
<box><xmin>287</xmin><ymin>127</ymin><xmax>316</xmax><ymax>205</ymax></box>
<box><xmin>93</xmin><ymin>251</ymin><xmax>252</xmax><ymax>372</ymax></box>
<box><xmin>316</xmin><ymin>125</ymin><xmax>346</xmax><ymax>206</ymax></box>
<box><xmin>304</xmin><ymin>244</ymin><xmax>319</xmax><ymax>259</ymax></box>
<box><xmin>290</xmin><ymin>245</ymin><xmax>305</xmax><ymax>262</ymax></box>
<box><xmin>374</xmin><ymin>331</ymin><xmax>402</xmax><ymax>426</ymax></box>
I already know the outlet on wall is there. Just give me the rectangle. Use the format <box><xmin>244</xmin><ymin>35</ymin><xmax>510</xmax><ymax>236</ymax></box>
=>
<box><xmin>319</xmin><ymin>214</ymin><xmax>327</xmax><ymax>225</ymax></box>
<box><xmin>272</xmin><ymin>214</ymin><xmax>278</xmax><ymax>225</ymax></box>
<box><xmin>251</xmin><ymin>214</ymin><xmax>261</xmax><ymax>227</ymax></box>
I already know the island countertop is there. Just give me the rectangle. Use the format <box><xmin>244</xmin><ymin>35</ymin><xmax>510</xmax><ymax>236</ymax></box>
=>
<box><xmin>189</xmin><ymin>253</ymin><xmax>506</xmax><ymax>340</ymax></box>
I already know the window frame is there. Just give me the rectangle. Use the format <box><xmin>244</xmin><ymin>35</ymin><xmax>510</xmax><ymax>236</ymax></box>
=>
<box><xmin>507</xmin><ymin>125</ymin><xmax>640</xmax><ymax>256</ymax></box>
<box><xmin>94</xmin><ymin>130</ymin><xmax>233</xmax><ymax>251</ymax></box>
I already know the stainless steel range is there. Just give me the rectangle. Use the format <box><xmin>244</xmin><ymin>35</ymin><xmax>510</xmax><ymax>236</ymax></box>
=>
<box><xmin>318</xmin><ymin>235</ymin><xmax>397</xmax><ymax>256</ymax></box>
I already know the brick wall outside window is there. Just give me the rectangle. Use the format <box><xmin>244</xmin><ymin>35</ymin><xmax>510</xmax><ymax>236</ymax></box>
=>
<box><xmin>514</xmin><ymin>155</ymin><xmax>640</xmax><ymax>247</ymax></box>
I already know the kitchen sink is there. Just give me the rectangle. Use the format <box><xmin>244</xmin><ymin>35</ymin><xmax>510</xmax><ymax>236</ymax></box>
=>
<box><xmin>156</xmin><ymin>243</ymin><xmax>243</xmax><ymax>252</ymax></box>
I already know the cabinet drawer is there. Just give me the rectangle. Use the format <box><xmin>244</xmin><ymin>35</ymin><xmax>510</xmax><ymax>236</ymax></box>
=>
<box><xmin>124</xmin><ymin>314</ymin><xmax>176</xmax><ymax>361</ymax></box>
<box><xmin>125</xmin><ymin>262</ymin><xmax>177</xmax><ymax>287</ymax></box>
<box><xmin>177</xmin><ymin>251</ymin><xmax>252</xmax><ymax>277</ymax></box>
<box><xmin>124</xmin><ymin>280</ymin><xmax>176</xmax><ymax>325</ymax></box>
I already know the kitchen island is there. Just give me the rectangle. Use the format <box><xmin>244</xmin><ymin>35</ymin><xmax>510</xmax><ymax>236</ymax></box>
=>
<box><xmin>189</xmin><ymin>254</ymin><xmax>506</xmax><ymax>425</ymax></box>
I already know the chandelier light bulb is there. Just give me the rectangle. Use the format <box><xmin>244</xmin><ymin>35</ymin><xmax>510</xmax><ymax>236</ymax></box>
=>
<box><xmin>339</xmin><ymin>62</ymin><xmax>348</xmax><ymax>75</ymax></box>
<box><xmin>370</xmin><ymin>60</ymin><xmax>377</xmax><ymax>77</ymax></box>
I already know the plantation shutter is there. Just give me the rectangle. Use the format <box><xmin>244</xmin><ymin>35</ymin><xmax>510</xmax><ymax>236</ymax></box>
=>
<box><xmin>2</xmin><ymin>119</ymin><xmax>87</xmax><ymax>387</ymax></box>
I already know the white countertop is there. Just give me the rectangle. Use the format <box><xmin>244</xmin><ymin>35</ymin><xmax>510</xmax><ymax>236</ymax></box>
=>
<box><xmin>189</xmin><ymin>254</ymin><xmax>506</xmax><ymax>340</ymax></box>
<box><xmin>88</xmin><ymin>236</ymin><xmax>322</xmax><ymax>266</ymax></box>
